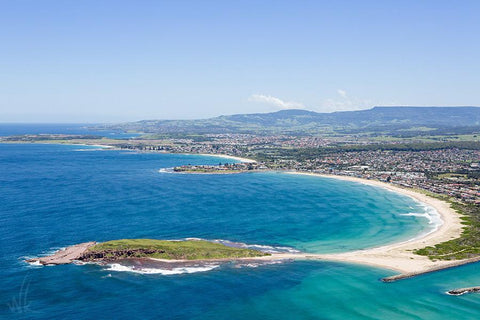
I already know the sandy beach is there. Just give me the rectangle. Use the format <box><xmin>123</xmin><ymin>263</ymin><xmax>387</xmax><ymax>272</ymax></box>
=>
<box><xmin>281</xmin><ymin>171</ymin><xmax>475</xmax><ymax>279</ymax></box>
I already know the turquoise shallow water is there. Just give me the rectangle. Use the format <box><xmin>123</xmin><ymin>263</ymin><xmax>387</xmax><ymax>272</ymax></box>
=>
<box><xmin>1</xmin><ymin>142</ymin><xmax>479</xmax><ymax>319</ymax></box>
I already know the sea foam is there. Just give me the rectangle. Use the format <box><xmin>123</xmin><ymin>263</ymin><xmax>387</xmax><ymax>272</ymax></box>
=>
<box><xmin>399</xmin><ymin>203</ymin><xmax>443</xmax><ymax>241</ymax></box>
<box><xmin>208</xmin><ymin>239</ymin><xmax>301</xmax><ymax>254</ymax></box>
<box><xmin>105</xmin><ymin>263</ymin><xmax>220</xmax><ymax>275</ymax></box>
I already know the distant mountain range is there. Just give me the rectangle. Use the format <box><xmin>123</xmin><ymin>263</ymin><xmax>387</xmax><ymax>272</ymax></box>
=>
<box><xmin>105</xmin><ymin>106</ymin><xmax>480</xmax><ymax>136</ymax></box>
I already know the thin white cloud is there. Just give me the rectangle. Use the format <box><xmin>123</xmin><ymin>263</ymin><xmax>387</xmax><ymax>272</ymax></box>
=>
<box><xmin>337</xmin><ymin>89</ymin><xmax>347</xmax><ymax>98</ymax></box>
<box><xmin>249</xmin><ymin>94</ymin><xmax>304</xmax><ymax>109</ymax></box>
<box><xmin>319</xmin><ymin>89</ymin><xmax>397</xmax><ymax>112</ymax></box>
<box><xmin>322</xmin><ymin>89</ymin><xmax>360</xmax><ymax>111</ymax></box>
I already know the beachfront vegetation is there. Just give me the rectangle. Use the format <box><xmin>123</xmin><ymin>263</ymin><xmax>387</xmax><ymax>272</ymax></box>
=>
<box><xmin>85</xmin><ymin>239</ymin><xmax>269</xmax><ymax>260</ymax></box>
<box><xmin>415</xmin><ymin>202</ymin><xmax>480</xmax><ymax>260</ymax></box>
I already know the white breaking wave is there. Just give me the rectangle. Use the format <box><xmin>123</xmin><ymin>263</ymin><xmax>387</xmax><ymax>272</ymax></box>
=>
<box><xmin>105</xmin><ymin>263</ymin><xmax>219</xmax><ymax>275</ymax></box>
<box><xmin>23</xmin><ymin>246</ymin><xmax>67</xmax><ymax>267</ymax></box>
<box><xmin>45</xmin><ymin>247</ymin><xmax>66</xmax><ymax>255</ymax></box>
<box><xmin>401</xmin><ymin>212</ymin><xmax>435</xmax><ymax>224</ymax></box>
<box><xmin>158</xmin><ymin>168</ymin><xmax>174</xmax><ymax>173</ymax></box>
<box><xmin>401</xmin><ymin>205</ymin><xmax>442</xmax><ymax>226</ymax></box>
<box><xmin>234</xmin><ymin>260</ymin><xmax>285</xmax><ymax>269</ymax></box>
<box><xmin>24</xmin><ymin>259</ymin><xmax>42</xmax><ymax>267</ymax></box>
<box><xmin>399</xmin><ymin>203</ymin><xmax>443</xmax><ymax>241</ymax></box>
<box><xmin>210</xmin><ymin>239</ymin><xmax>301</xmax><ymax>254</ymax></box>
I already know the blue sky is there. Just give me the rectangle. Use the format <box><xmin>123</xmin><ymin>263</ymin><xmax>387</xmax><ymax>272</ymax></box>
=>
<box><xmin>1</xmin><ymin>1</ymin><xmax>479</xmax><ymax>122</ymax></box>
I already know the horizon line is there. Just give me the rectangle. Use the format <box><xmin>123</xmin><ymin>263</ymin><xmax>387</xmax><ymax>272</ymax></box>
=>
<box><xmin>1</xmin><ymin>105</ymin><xmax>480</xmax><ymax>124</ymax></box>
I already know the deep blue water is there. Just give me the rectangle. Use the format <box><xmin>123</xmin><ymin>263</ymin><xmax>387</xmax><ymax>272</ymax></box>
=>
<box><xmin>2</xmin><ymin>143</ymin><xmax>480</xmax><ymax>319</ymax></box>
<box><xmin>0</xmin><ymin>123</ymin><xmax>137</xmax><ymax>139</ymax></box>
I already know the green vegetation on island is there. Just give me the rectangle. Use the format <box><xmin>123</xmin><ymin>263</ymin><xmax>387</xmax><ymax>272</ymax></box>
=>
<box><xmin>82</xmin><ymin>239</ymin><xmax>269</xmax><ymax>261</ymax></box>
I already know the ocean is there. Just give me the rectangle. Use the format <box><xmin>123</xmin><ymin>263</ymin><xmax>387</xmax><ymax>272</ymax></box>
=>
<box><xmin>0</xmin><ymin>123</ymin><xmax>138</xmax><ymax>139</ymax></box>
<box><xmin>1</xmin><ymin>137</ymin><xmax>480</xmax><ymax>319</ymax></box>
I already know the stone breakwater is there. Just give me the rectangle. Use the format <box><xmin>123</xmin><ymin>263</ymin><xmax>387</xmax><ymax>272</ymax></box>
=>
<box><xmin>381</xmin><ymin>256</ymin><xmax>480</xmax><ymax>282</ymax></box>
<box><xmin>447</xmin><ymin>286</ymin><xmax>480</xmax><ymax>296</ymax></box>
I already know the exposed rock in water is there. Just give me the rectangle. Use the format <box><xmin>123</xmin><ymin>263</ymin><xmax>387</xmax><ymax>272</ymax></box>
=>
<box><xmin>447</xmin><ymin>287</ymin><xmax>480</xmax><ymax>296</ymax></box>
<box><xmin>79</xmin><ymin>248</ymin><xmax>166</xmax><ymax>262</ymax></box>
<box><xmin>25</xmin><ymin>243</ymin><xmax>169</xmax><ymax>265</ymax></box>
<box><xmin>26</xmin><ymin>242</ymin><xmax>96</xmax><ymax>265</ymax></box>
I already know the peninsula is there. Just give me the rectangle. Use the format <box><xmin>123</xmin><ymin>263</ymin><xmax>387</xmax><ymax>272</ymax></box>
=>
<box><xmin>173</xmin><ymin>162</ymin><xmax>266</xmax><ymax>174</ymax></box>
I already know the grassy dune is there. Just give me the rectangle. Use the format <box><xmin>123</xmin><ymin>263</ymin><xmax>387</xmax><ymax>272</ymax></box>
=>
<box><xmin>415</xmin><ymin>202</ymin><xmax>480</xmax><ymax>260</ymax></box>
<box><xmin>86</xmin><ymin>239</ymin><xmax>269</xmax><ymax>260</ymax></box>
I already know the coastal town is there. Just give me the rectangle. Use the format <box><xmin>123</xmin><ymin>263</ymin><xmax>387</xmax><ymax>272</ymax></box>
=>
<box><xmin>273</xmin><ymin>148</ymin><xmax>480</xmax><ymax>204</ymax></box>
<box><xmin>3</xmin><ymin>133</ymin><xmax>479</xmax><ymax>203</ymax></box>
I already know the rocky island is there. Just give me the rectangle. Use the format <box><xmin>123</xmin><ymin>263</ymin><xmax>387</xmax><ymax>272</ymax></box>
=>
<box><xmin>27</xmin><ymin>239</ymin><xmax>270</xmax><ymax>265</ymax></box>
<box><xmin>173</xmin><ymin>162</ymin><xmax>266</xmax><ymax>174</ymax></box>
<box><xmin>447</xmin><ymin>286</ymin><xmax>480</xmax><ymax>296</ymax></box>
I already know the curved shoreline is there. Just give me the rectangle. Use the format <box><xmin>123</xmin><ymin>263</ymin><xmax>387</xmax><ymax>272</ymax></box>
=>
<box><xmin>284</xmin><ymin>171</ymin><xmax>472</xmax><ymax>279</ymax></box>
<box><xmin>21</xmin><ymin>148</ymin><xmax>474</xmax><ymax>279</ymax></box>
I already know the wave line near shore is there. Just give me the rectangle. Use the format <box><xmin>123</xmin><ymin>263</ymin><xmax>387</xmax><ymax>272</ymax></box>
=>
<box><xmin>283</xmin><ymin>171</ymin><xmax>471</xmax><ymax>280</ymax></box>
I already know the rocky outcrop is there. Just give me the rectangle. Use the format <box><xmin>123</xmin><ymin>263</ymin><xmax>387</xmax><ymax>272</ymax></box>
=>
<box><xmin>26</xmin><ymin>242</ymin><xmax>96</xmax><ymax>265</ymax></box>
<box><xmin>26</xmin><ymin>243</ymin><xmax>170</xmax><ymax>265</ymax></box>
<box><xmin>447</xmin><ymin>287</ymin><xmax>480</xmax><ymax>296</ymax></box>
<box><xmin>79</xmin><ymin>248</ymin><xmax>166</xmax><ymax>262</ymax></box>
